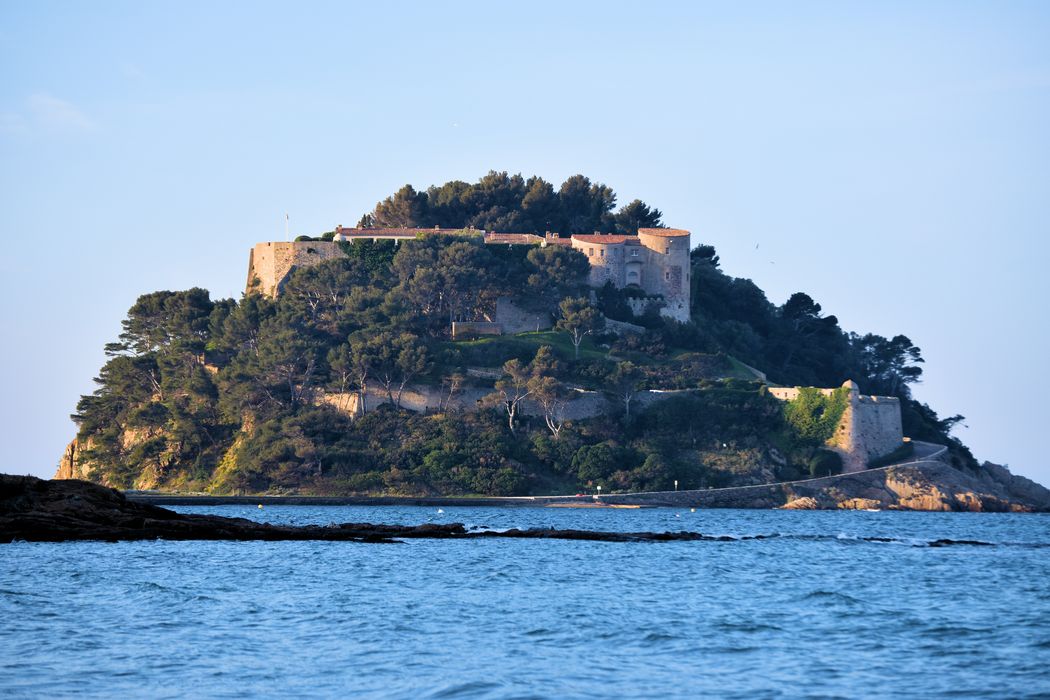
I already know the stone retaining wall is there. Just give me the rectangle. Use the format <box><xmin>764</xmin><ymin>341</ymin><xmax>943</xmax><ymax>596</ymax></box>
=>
<box><xmin>317</xmin><ymin>385</ymin><xmax>694</xmax><ymax>420</ymax></box>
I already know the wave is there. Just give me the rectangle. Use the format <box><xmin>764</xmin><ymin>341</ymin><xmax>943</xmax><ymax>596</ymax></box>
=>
<box><xmin>427</xmin><ymin>680</ymin><xmax>504</xmax><ymax>699</ymax></box>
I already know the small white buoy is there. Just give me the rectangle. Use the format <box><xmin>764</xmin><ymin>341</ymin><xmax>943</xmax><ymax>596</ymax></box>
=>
<box><xmin>690</xmin><ymin>508</ymin><xmax>696</xmax><ymax>513</ymax></box>
<box><xmin>675</xmin><ymin>513</ymin><xmax>680</xmax><ymax>518</ymax></box>
<box><xmin>437</xmin><ymin>509</ymin><xmax>444</xmax><ymax>514</ymax></box>
<box><xmin>258</xmin><ymin>504</ymin><xmax>263</xmax><ymax>509</ymax></box>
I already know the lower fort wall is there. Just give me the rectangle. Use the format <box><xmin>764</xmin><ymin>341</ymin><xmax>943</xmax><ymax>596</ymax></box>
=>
<box><xmin>843</xmin><ymin>395</ymin><xmax>904</xmax><ymax>471</ymax></box>
<box><xmin>451</xmin><ymin>322</ymin><xmax>502</xmax><ymax>339</ymax></box>
<box><xmin>769</xmin><ymin>381</ymin><xmax>904</xmax><ymax>473</ymax></box>
<box><xmin>318</xmin><ymin>385</ymin><xmax>703</xmax><ymax>421</ymax></box>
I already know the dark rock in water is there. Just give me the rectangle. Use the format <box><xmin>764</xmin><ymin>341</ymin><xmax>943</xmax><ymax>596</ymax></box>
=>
<box><xmin>0</xmin><ymin>476</ymin><xmax>708</xmax><ymax>544</ymax></box>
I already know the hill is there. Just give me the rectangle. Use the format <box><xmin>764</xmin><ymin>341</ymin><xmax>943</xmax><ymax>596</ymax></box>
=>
<box><xmin>63</xmin><ymin>172</ymin><xmax>985</xmax><ymax>497</ymax></box>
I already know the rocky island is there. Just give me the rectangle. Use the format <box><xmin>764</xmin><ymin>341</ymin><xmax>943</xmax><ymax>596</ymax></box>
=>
<box><xmin>52</xmin><ymin>172</ymin><xmax>1047</xmax><ymax>509</ymax></box>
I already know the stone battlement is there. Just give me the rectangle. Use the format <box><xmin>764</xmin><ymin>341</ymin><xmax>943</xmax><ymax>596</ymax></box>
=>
<box><xmin>769</xmin><ymin>380</ymin><xmax>904</xmax><ymax>473</ymax></box>
<box><xmin>246</xmin><ymin>226</ymin><xmax>692</xmax><ymax>322</ymax></box>
<box><xmin>246</xmin><ymin>241</ymin><xmax>345</xmax><ymax>297</ymax></box>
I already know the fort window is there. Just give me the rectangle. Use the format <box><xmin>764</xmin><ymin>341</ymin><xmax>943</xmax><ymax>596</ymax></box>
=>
<box><xmin>599</xmin><ymin>249</ymin><xmax>604</xmax><ymax>257</ymax></box>
<box><xmin>588</xmin><ymin>247</ymin><xmax>594</xmax><ymax>256</ymax></box>
<box><xmin>664</xmin><ymin>246</ymin><xmax>670</xmax><ymax>254</ymax></box>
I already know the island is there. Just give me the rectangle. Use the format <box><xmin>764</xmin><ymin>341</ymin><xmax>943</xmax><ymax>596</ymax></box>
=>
<box><xmin>52</xmin><ymin>171</ymin><xmax>1048</xmax><ymax>511</ymax></box>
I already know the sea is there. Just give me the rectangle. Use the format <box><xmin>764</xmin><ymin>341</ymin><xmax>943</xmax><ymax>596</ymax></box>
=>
<box><xmin>2</xmin><ymin>506</ymin><xmax>1049</xmax><ymax>699</ymax></box>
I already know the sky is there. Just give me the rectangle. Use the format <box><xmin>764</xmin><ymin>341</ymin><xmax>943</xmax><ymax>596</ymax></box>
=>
<box><xmin>1</xmin><ymin>1</ymin><xmax>1047</xmax><ymax>484</ymax></box>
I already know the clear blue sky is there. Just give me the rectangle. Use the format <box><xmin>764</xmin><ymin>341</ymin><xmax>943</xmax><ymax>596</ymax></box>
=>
<box><xmin>1</xmin><ymin>1</ymin><xmax>1047</xmax><ymax>483</ymax></box>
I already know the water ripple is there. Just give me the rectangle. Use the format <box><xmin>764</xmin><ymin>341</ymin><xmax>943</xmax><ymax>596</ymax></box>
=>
<box><xmin>1</xmin><ymin>506</ymin><xmax>1048</xmax><ymax>698</ymax></box>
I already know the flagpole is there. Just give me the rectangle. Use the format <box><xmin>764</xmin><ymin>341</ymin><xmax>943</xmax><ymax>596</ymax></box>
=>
<box><xmin>285</xmin><ymin>213</ymin><xmax>289</xmax><ymax>241</ymax></box>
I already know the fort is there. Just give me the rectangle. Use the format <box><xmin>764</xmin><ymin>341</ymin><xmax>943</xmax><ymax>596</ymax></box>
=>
<box><xmin>245</xmin><ymin>226</ymin><xmax>692</xmax><ymax>322</ymax></box>
<box><xmin>768</xmin><ymin>380</ymin><xmax>904</xmax><ymax>473</ymax></box>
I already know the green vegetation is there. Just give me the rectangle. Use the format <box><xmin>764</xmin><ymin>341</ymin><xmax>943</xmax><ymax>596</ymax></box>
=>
<box><xmin>360</xmin><ymin>171</ymin><xmax>664</xmax><ymax>235</ymax></box>
<box><xmin>70</xmin><ymin>173</ymin><xmax>977</xmax><ymax>495</ymax></box>
<box><xmin>808</xmin><ymin>450</ymin><xmax>844</xmax><ymax>478</ymax></box>
<box><xmin>782</xmin><ymin>387</ymin><xmax>850</xmax><ymax>447</ymax></box>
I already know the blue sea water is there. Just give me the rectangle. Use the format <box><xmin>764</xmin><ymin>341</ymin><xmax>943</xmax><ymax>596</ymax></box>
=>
<box><xmin>2</xmin><ymin>506</ymin><xmax>1049</xmax><ymax>699</ymax></box>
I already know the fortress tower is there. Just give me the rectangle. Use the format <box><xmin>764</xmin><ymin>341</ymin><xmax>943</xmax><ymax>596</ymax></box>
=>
<box><xmin>569</xmin><ymin>228</ymin><xmax>691</xmax><ymax>322</ymax></box>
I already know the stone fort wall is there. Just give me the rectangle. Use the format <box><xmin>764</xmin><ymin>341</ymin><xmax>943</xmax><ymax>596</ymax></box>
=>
<box><xmin>246</xmin><ymin>241</ymin><xmax>344</xmax><ymax>297</ymax></box>
<box><xmin>769</xmin><ymin>381</ymin><xmax>904</xmax><ymax>473</ymax></box>
<box><xmin>844</xmin><ymin>395</ymin><xmax>904</xmax><ymax>471</ymax></box>
<box><xmin>246</xmin><ymin>233</ymin><xmax>692</xmax><ymax>325</ymax></box>
<box><xmin>318</xmin><ymin>385</ymin><xmax>693</xmax><ymax>421</ymax></box>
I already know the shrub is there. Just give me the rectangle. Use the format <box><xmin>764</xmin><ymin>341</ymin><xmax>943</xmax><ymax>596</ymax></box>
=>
<box><xmin>808</xmin><ymin>450</ymin><xmax>843</xmax><ymax>477</ymax></box>
<box><xmin>783</xmin><ymin>387</ymin><xmax>849</xmax><ymax>447</ymax></box>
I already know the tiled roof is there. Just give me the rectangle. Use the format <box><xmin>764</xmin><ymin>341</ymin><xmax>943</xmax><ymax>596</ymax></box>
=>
<box><xmin>571</xmin><ymin>234</ymin><xmax>639</xmax><ymax>245</ymax></box>
<box><xmin>334</xmin><ymin>227</ymin><xmax>468</xmax><ymax>237</ymax></box>
<box><xmin>544</xmin><ymin>237</ymin><xmax>572</xmax><ymax>246</ymax></box>
<box><xmin>638</xmin><ymin>228</ymin><xmax>690</xmax><ymax>238</ymax></box>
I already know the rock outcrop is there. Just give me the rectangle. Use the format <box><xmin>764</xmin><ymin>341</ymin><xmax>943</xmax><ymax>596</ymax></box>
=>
<box><xmin>605</xmin><ymin>460</ymin><xmax>1050</xmax><ymax>512</ymax></box>
<box><xmin>55</xmin><ymin>438</ymin><xmax>90</xmax><ymax>481</ymax></box>
<box><xmin>0</xmin><ymin>475</ymin><xmax>721</xmax><ymax>544</ymax></box>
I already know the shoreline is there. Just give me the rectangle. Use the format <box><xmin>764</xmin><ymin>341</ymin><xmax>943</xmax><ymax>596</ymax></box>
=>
<box><xmin>127</xmin><ymin>493</ymin><xmax>607</xmax><ymax>508</ymax></box>
<box><xmin>120</xmin><ymin>456</ymin><xmax>1050</xmax><ymax>512</ymax></box>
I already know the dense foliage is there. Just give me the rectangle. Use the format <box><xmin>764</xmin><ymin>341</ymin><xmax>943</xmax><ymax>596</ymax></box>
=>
<box><xmin>70</xmin><ymin>174</ymin><xmax>977</xmax><ymax>494</ymax></box>
<box><xmin>357</xmin><ymin>171</ymin><xmax>664</xmax><ymax>235</ymax></box>
<box><xmin>782</xmin><ymin>388</ymin><xmax>850</xmax><ymax>447</ymax></box>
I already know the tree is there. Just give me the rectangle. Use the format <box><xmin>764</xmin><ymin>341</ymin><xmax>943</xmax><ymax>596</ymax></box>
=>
<box><xmin>350</xmin><ymin>331</ymin><xmax>431</xmax><ymax>409</ymax></box>
<box><xmin>528</xmin><ymin>346</ymin><xmax>571</xmax><ymax>438</ymax></box>
<box><xmin>572</xmin><ymin>442</ymin><xmax>621</xmax><ymax>484</ymax></box>
<box><xmin>427</xmin><ymin>180</ymin><xmax>472</xmax><ymax>228</ymax></box>
<box><xmin>211</xmin><ymin>293</ymin><xmax>274</xmax><ymax>360</ymax></box>
<box><xmin>326</xmin><ymin>344</ymin><xmax>358</xmax><ymax>415</ymax></box>
<box><xmin>772</xmin><ymin>292</ymin><xmax>844</xmax><ymax>382</ymax></box>
<box><xmin>391</xmin><ymin>234</ymin><xmax>499</xmax><ymax>333</ymax></box>
<box><xmin>557</xmin><ymin>174</ymin><xmax>617</xmax><ymax>233</ymax></box>
<box><xmin>528</xmin><ymin>375</ymin><xmax>568</xmax><ymax>438</ymax></box>
<box><xmin>690</xmin><ymin>244</ymin><xmax>720</xmax><ymax>267</ymax></box>
<box><xmin>614</xmin><ymin>199</ymin><xmax>663</xmax><ymax>234</ymax></box>
<box><xmin>116</xmin><ymin>288</ymin><xmax>215</xmax><ymax>357</ymax></box>
<box><xmin>235</xmin><ymin>319</ymin><xmax>323</xmax><ymax>413</ymax></box>
<box><xmin>347</xmin><ymin>335</ymin><xmax>375</xmax><ymax>415</ymax></box>
<box><xmin>440</xmin><ymin>372</ymin><xmax>465</xmax><ymax>411</ymax></box>
<box><xmin>494</xmin><ymin>358</ymin><xmax>532</xmax><ymax>434</ymax></box>
<box><xmin>279</xmin><ymin>259</ymin><xmax>374</xmax><ymax>341</ymax></box>
<box><xmin>556</xmin><ymin>297</ymin><xmax>604</xmax><ymax>360</ymax></box>
<box><xmin>607</xmin><ymin>361</ymin><xmax>643</xmax><ymax>424</ymax></box>
<box><xmin>465</xmin><ymin>171</ymin><xmax>527</xmax><ymax>231</ymax></box>
<box><xmin>525</xmin><ymin>246</ymin><xmax>590</xmax><ymax>308</ymax></box>
<box><xmin>521</xmin><ymin>176</ymin><xmax>560</xmax><ymax>233</ymax></box>
<box><xmin>850</xmin><ymin>333</ymin><xmax>924</xmax><ymax>398</ymax></box>
<box><xmin>371</xmin><ymin>184</ymin><xmax>428</xmax><ymax>228</ymax></box>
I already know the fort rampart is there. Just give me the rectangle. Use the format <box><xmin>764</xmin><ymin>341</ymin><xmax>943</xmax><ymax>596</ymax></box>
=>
<box><xmin>769</xmin><ymin>380</ymin><xmax>904</xmax><ymax>472</ymax></box>
<box><xmin>246</xmin><ymin>241</ymin><xmax>344</xmax><ymax>297</ymax></box>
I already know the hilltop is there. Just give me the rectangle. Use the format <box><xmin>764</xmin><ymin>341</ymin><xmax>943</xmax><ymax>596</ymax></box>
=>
<box><xmin>59</xmin><ymin>171</ymin><xmax>1014</xmax><ymax>504</ymax></box>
